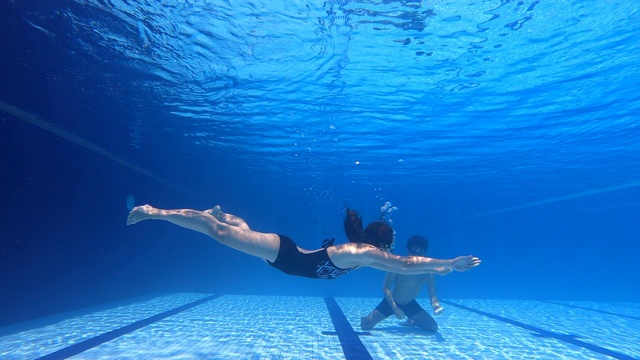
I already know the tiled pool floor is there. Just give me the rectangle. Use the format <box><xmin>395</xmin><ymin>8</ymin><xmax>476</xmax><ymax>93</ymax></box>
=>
<box><xmin>0</xmin><ymin>294</ymin><xmax>638</xmax><ymax>359</ymax></box>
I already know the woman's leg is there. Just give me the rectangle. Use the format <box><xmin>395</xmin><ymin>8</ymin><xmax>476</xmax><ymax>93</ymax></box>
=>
<box><xmin>205</xmin><ymin>205</ymin><xmax>250</xmax><ymax>230</ymax></box>
<box><xmin>127</xmin><ymin>205</ymin><xmax>280</xmax><ymax>262</ymax></box>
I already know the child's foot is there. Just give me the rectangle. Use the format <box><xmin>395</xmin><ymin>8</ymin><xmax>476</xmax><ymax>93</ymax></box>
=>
<box><xmin>400</xmin><ymin>319</ymin><xmax>416</xmax><ymax>327</ymax></box>
<box><xmin>360</xmin><ymin>317</ymin><xmax>373</xmax><ymax>331</ymax></box>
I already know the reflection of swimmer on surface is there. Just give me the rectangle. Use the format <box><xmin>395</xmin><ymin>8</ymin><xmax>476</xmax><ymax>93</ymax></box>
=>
<box><xmin>362</xmin><ymin>235</ymin><xmax>444</xmax><ymax>332</ymax></box>
<box><xmin>127</xmin><ymin>205</ymin><xmax>480</xmax><ymax>279</ymax></box>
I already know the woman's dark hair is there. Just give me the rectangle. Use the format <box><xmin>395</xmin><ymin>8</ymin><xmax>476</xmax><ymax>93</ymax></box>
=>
<box><xmin>344</xmin><ymin>207</ymin><xmax>394</xmax><ymax>250</ymax></box>
<box><xmin>406</xmin><ymin>235</ymin><xmax>428</xmax><ymax>251</ymax></box>
<box><xmin>363</xmin><ymin>222</ymin><xmax>394</xmax><ymax>249</ymax></box>
<box><xmin>344</xmin><ymin>207</ymin><xmax>364</xmax><ymax>243</ymax></box>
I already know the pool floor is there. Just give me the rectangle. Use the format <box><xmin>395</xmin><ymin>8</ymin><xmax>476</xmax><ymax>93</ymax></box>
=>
<box><xmin>0</xmin><ymin>293</ymin><xmax>638</xmax><ymax>359</ymax></box>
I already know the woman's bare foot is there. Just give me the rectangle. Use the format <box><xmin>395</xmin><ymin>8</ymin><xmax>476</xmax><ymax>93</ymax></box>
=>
<box><xmin>127</xmin><ymin>205</ymin><xmax>154</xmax><ymax>225</ymax></box>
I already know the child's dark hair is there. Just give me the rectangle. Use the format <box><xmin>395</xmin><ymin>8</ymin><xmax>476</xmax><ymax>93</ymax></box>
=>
<box><xmin>344</xmin><ymin>207</ymin><xmax>394</xmax><ymax>250</ymax></box>
<box><xmin>406</xmin><ymin>235</ymin><xmax>428</xmax><ymax>251</ymax></box>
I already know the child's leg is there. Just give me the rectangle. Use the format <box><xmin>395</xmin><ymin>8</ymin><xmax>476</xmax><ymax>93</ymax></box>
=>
<box><xmin>409</xmin><ymin>311</ymin><xmax>438</xmax><ymax>332</ymax></box>
<box><xmin>360</xmin><ymin>309</ymin><xmax>388</xmax><ymax>330</ymax></box>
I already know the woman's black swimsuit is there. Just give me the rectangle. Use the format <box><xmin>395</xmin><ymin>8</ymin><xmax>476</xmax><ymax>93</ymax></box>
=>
<box><xmin>267</xmin><ymin>235</ymin><xmax>356</xmax><ymax>279</ymax></box>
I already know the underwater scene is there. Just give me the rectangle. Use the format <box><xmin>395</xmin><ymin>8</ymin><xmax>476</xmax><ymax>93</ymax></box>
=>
<box><xmin>1</xmin><ymin>0</ymin><xmax>639</xmax><ymax>359</ymax></box>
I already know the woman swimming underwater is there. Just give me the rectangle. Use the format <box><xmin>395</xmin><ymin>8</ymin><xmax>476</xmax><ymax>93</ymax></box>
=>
<box><xmin>127</xmin><ymin>205</ymin><xmax>481</xmax><ymax>279</ymax></box>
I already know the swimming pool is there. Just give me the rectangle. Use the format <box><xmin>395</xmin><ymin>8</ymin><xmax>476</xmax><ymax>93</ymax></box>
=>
<box><xmin>2</xmin><ymin>293</ymin><xmax>638</xmax><ymax>359</ymax></box>
<box><xmin>2</xmin><ymin>1</ymin><xmax>640</xmax><ymax>358</ymax></box>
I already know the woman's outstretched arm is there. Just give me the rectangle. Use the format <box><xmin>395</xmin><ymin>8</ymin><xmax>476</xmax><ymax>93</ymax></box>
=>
<box><xmin>327</xmin><ymin>243</ymin><xmax>480</xmax><ymax>275</ymax></box>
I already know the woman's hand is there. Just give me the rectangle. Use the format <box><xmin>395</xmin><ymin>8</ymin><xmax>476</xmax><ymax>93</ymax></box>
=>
<box><xmin>451</xmin><ymin>255</ymin><xmax>481</xmax><ymax>271</ymax></box>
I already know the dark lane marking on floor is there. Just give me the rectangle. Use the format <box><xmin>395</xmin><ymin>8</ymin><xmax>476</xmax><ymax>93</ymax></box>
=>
<box><xmin>323</xmin><ymin>297</ymin><xmax>373</xmax><ymax>360</ymax></box>
<box><xmin>541</xmin><ymin>300</ymin><xmax>640</xmax><ymax>321</ymax></box>
<box><xmin>442</xmin><ymin>300</ymin><xmax>636</xmax><ymax>360</ymax></box>
<box><xmin>37</xmin><ymin>294</ymin><xmax>220</xmax><ymax>360</ymax></box>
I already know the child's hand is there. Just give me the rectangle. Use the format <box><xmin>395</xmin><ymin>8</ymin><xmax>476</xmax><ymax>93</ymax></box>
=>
<box><xmin>433</xmin><ymin>267</ymin><xmax>452</xmax><ymax>275</ymax></box>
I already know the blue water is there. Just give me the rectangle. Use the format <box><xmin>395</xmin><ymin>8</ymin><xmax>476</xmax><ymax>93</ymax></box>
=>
<box><xmin>1</xmin><ymin>0</ymin><xmax>639</xmax><ymax>329</ymax></box>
